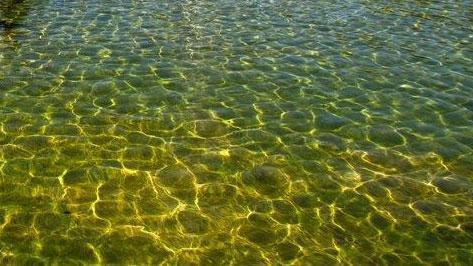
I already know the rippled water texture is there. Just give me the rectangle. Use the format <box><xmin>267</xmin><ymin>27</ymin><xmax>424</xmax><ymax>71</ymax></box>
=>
<box><xmin>0</xmin><ymin>0</ymin><xmax>472</xmax><ymax>264</ymax></box>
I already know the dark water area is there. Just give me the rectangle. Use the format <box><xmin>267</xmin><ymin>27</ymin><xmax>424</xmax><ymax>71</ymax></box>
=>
<box><xmin>0</xmin><ymin>0</ymin><xmax>472</xmax><ymax>264</ymax></box>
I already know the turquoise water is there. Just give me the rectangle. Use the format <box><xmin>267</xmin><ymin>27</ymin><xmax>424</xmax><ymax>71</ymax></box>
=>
<box><xmin>1</xmin><ymin>0</ymin><xmax>472</xmax><ymax>264</ymax></box>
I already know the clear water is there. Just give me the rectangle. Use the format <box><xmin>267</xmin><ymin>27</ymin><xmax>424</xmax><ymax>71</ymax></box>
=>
<box><xmin>1</xmin><ymin>0</ymin><xmax>472</xmax><ymax>264</ymax></box>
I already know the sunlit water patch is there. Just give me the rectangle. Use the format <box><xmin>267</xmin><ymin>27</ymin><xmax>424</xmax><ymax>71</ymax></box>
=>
<box><xmin>1</xmin><ymin>0</ymin><xmax>473</xmax><ymax>264</ymax></box>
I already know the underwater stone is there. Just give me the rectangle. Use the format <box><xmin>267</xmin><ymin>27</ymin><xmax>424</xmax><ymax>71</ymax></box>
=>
<box><xmin>41</xmin><ymin>236</ymin><xmax>98</xmax><ymax>263</ymax></box>
<box><xmin>0</xmin><ymin>255</ymin><xmax>45</xmax><ymax>265</ymax></box>
<box><xmin>315</xmin><ymin>112</ymin><xmax>349</xmax><ymax>130</ymax></box>
<box><xmin>62</xmin><ymin>169</ymin><xmax>88</xmax><ymax>185</ymax></box>
<box><xmin>192</xmin><ymin>164</ymin><xmax>222</xmax><ymax>183</ymax></box>
<box><xmin>461</xmin><ymin>222</ymin><xmax>473</xmax><ymax>235</ymax></box>
<box><xmin>125</xmin><ymin>131</ymin><xmax>153</xmax><ymax>145</ymax></box>
<box><xmin>161</xmin><ymin>90</ymin><xmax>184</xmax><ymax>105</ymax></box>
<box><xmin>62</xmin><ymin>186</ymin><xmax>97</xmax><ymax>204</ymax></box>
<box><xmin>229</xmin><ymin>147</ymin><xmax>253</xmax><ymax>163</ymax></box>
<box><xmin>238</xmin><ymin>225</ymin><xmax>277</xmax><ymax>246</ymax></box>
<box><xmin>198</xmin><ymin>183</ymin><xmax>237</xmax><ymax>208</ymax></box>
<box><xmin>336</xmin><ymin>191</ymin><xmax>373</xmax><ymax>219</ymax></box>
<box><xmin>94</xmin><ymin>96</ymin><xmax>114</xmax><ymax>108</ymax></box>
<box><xmin>282</xmin><ymin>111</ymin><xmax>313</xmax><ymax>132</ymax></box>
<box><xmin>248</xmin><ymin>213</ymin><xmax>273</xmax><ymax>227</ymax></box>
<box><xmin>1</xmin><ymin>159</ymin><xmax>31</xmax><ymax>179</ymax></box>
<box><xmin>45</xmin><ymin>124</ymin><xmax>81</xmax><ymax>136</ymax></box>
<box><xmin>309</xmin><ymin>175</ymin><xmax>341</xmax><ymax>191</ymax></box>
<box><xmin>254</xmin><ymin>200</ymin><xmax>273</xmax><ymax>213</ymax></box>
<box><xmin>412</xmin><ymin>200</ymin><xmax>446</xmax><ymax>215</ymax></box>
<box><xmin>22</xmin><ymin>79</ymin><xmax>53</xmax><ymax>96</ymax></box>
<box><xmin>2</xmin><ymin>115</ymin><xmax>31</xmax><ymax>133</ymax></box>
<box><xmin>291</xmin><ymin>193</ymin><xmax>318</xmax><ymax>209</ymax></box>
<box><xmin>122</xmin><ymin>172</ymin><xmax>149</xmax><ymax>192</ymax></box>
<box><xmin>144</xmin><ymin>89</ymin><xmax>185</xmax><ymax>107</ymax></box>
<box><xmin>14</xmin><ymin>136</ymin><xmax>51</xmax><ymax>151</ymax></box>
<box><xmin>100</xmin><ymin>232</ymin><xmax>171</xmax><ymax>264</ymax></box>
<box><xmin>98</xmin><ymin>180</ymin><xmax>121</xmax><ymax>201</ymax></box>
<box><xmin>368</xmin><ymin>125</ymin><xmax>404</xmax><ymax>147</ymax></box>
<box><xmin>156</xmin><ymin>164</ymin><xmax>195</xmax><ymax>188</ymax></box>
<box><xmin>276</xmin><ymin>242</ymin><xmax>301</xmax><ymax>261</ymax></box>
<box><xmin>364</xmin><ymin>149</ymin><xmax>414</xmax><ymax>173</ymax></box>
<box><xmin>231</xmin><ymin>243</ymin><xmax>268</xmax><ymax>265</ymax></box>
<box><xmin>194</xmin><ymin>120</ymin><xmax>228</xmax><ymax>138</ymax></box>
<box><xmin>95</xmin><ymin>200</ymin><xmax>134</xmax><ymax>219</ymax></box>
<box><xmin>370</xmin><ymin>213</ymin><xmax>391</xmax><ymax>230</ymax></box>
<box><xmin>169</xmin><ymin>187</ymin><xmax>197</xmax><ymax>205</ymax></box>
<box><xmin>359</xmin><ymin>181</ymin><xmax>388</xmax><ymax>198</ymax></box>
<box><xmin>91</xmin><ymin>80</ymin><xmax>116</xmax><ymax>96</ymax></box>
<box><xmin>123</xmin><ymin>146</ymin><xmax>154</xmax><ymax>161</ymax></box>
<box><xmin>0</xmin><ymin>209</ymin><xmax>5</xmax><ymax>224</ymax></box>
<box><xmin>242</xmin><ymin>165</ymin><xmax>288</xmax><ymax>197</ymax></box>
<box><xmin>97</xmin><ymin>48</ymin><xmax>112</xmax><ymax>58</ymax></box>
<box><xmin>177</xmin><ymin>210</ymin><xmax>210</xmax><ymax>234</ymax></box>
<box><xmin>200</xmin><ymin>248</ymin><xmax>232</xmax><ymax>265</ymax></box>
<box><xmin>272</xmin><ymin>200</ymin><xmax>299</xmax><ymax>224</ymax></box>
<box><xmin>34</xmin><ymin>212</ymin><xmax>70</xmax><ymax>232</ymax></box>
<box><xmin>138</xmin><ymin>193</ymin><xmax>169</xmax><ymax>215</ymax></box>
<box><xmin>60</xmin><ymin>145</ymin><xmax>87</xmax><ymax>160</ymax></box>
<box><xmin>317</xmin><ymin>133</ymin><xmax>348</xmax><ymax>152</ymax></box>
<box><xmin>433</xmin><ymin>176</ymin><xmax>469</xmax><ymax>194</ymax></box>
<box><xmin>434</xmin><ymin>225</ymin><xmax>464</xmax><ymax>242</ymax></box>
<box><xmin>377</xmin><ymin>176</ymin><xmax>401</xmax><ymax>188</ymax></box>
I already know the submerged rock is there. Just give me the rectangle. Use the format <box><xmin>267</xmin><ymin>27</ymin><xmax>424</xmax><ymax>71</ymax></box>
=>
<box><xmin>123</xmin><ymin>145</ymin><xmax>154</xmax><ymax>161</ymax></box>
<box><xmin>412</xmin><ymin>200</ymin><xmax>446</xmax><ymax>215</ymax></box>
<box><xmin>156</xmin><ymin>164</ymin><xmax>195</xmax><ymax>188</ymax></box>
<box><xmin>194</xmin><ymin>120</ymin><xmax>228</xmax><ymax>138</ymax></box>
<box><xmin>315</xmin><ymin>112</ymin><xmax>349</xmax><ymax>130</ymax></box>
<box><xmin>100</xmin><ymin>231</ymin><xmax>171</xmax><ymax>264</ymax></box>
<box><xmin>368</xmin><ymin>125</ymin><xmax>404</xmax><ymax>147</ymax></box>
<box><xmin>91</xmin><ymin>80</ymin><xmax>116</xmax><ymax>96</ymax></box>
<box><xmin>238</xmin><ymin>225</ymin><xmax>278</xmax><ymax>246</ymax></box>
<box><xmin>177</xmin><ymin>210</ymin><xmax>209</xmax><ymax>234</ymax></box>
<box><xmin>276</xmin><ymin>242</ymin><xmax>301</xmax><ymax>261</ymax></box>
<box><xmin>272</xmin><ymin>200</ymin><xmax>299</xmax><ymax>224</ymax></box>
<box><xmin>242</xmin><ymin>165</ymin><xmax>289</xmax><ymax>197</ymax></box>
<box><xmin>198</xmin><ymin>183</ymin><xmax>237</xmax><ymax>208</ymax></box>
<box><xmin>433</xmin><ymin>176</ymin><xmax>470</xmax><ymax>194</ymax></box>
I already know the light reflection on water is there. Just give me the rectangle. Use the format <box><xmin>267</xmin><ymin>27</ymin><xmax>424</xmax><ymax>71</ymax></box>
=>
<box><xmin>0</xmin><ymin>0</ymin><xmax>472</xmax><ymax>264</ymax></box>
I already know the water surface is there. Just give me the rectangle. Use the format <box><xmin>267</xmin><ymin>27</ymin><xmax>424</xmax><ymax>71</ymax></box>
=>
<box><xmin>1</xmin><ymin>0</ymin><xmax>473</xmax><ymax>264</ymax></box>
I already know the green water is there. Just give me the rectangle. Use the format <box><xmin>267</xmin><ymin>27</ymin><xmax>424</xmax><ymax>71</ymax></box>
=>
<box><xmin>1</xmin><ymin>0</ymin><xmax>472</xmax><ymax>264</ymax></box>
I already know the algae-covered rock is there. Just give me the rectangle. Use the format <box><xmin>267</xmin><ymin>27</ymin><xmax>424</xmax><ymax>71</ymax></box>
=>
<box><xmin>315</xmin><ymin>112</ymin><xmax>349</xmax><ymax>130</ymax></box>
<box><xmin>194</xmin><ymin>119</ymin><xmax>228</xmax><ymax>138</ymax></box>
<box><xmin>238</xmin><ymin>225</ymin><xmax>278</xmax><ymax>246</ymax></box>
<box><xmin>242</xmin><ymin>165</ymin><xmax>289</xmax><ymax>197</ymax></box>
<box><xmin>156</xmin><ymin>164</ymin><xmax>195</xmax><ymax>188</ymax></box>
<box><xmin>276</xmin><ymin>242</ymin><xmax>301</xmax><ymax>261</ymax></box>
<box><xmin>433</xmin><ymin>176</ymin><xmax>470</xmax><ymax>194</ymax></box>
<box><xmin>272</xmin><ymin>199</ymin><xmax>299</xmax><ymax>224</ymax></box>
<box><xmin>368</xmin><ymin>125</ymin><xmax>404</xmax><ymax>147</ymax></box>
<box><xmin>177</xmin><ymin>210</ymin><xmax>210</xmax><ymax>234</ymax></box>
<box><xmin>100</xmin><ymin>231</ymin><xmax>171</xmax><ymax>264</ymax></box>
<box><xmin>198</xmin><ymin>183</ymin><xmax>237</xmax><ymax>208</ymax></box>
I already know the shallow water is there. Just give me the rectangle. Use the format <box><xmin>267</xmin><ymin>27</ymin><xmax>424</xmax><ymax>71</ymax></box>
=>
<box><xmin>1</xmin><ymin>0</ymin><xmax>472</xmax><ymax>264</ymax></box>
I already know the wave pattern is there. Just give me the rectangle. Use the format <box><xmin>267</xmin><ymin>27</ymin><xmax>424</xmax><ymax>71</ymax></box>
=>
<box><xmin>0</xmin><ymin>0</ymin><xmax>472</xmax><ymax>264</ymax></box>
